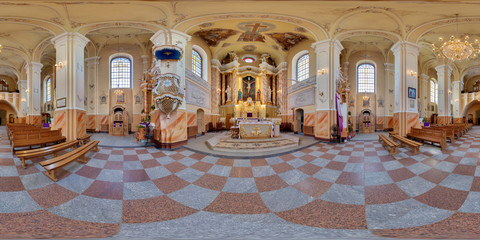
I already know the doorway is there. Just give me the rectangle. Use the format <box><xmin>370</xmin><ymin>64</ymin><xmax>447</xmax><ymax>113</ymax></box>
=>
<box><xmin>295</xmin><ymin>108</ymin><xmax>304</xmax><ymax>134</ymax></box>
<box><xmin>197</xmin><ymin>109</ymin><xmax>204</xmax><ymax>134</ymax></box>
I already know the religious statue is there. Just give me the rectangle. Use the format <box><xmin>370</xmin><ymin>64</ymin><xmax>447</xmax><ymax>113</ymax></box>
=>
<box><xmin>226</xmin><ymin>85</ymin><xmax>231</xmax><ymax>102</ymax></box>
<box><xmin>266</xmin><ymin>87</ymin><xmax>272</xmax><ymax>103</ymax></box>
<box><xmin>238</xmin><ymin>89</ymin><xmax>242</xmax><ymax>102</ymax></box>
<box><xmin>257</xmin><ymin>89</ymin><xmax>261</xmax><ymax>102</ymax></box>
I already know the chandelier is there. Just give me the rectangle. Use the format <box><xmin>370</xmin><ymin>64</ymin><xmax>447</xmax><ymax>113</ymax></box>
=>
<box><xmin>432</xmin><ymin>14</ymin><xmax>480</xmax><ymax>61</ymax></box>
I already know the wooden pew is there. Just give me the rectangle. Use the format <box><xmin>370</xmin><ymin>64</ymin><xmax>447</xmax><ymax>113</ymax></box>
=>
<box><xmin>77</xmin><ymin>135</ymin><xmax>92</xmax><ymax>145</ymax></box>
<box><xmin>391</xmin><ymin>134</ymin><xmax>423</xmax><ymax>155</ymax></box>
<box><xmin>378</xmin><ymin>134</ymin><xmax>399</xmax><ymax>155</ymax></box>
<box><xmin>407</xmin><ymin>128</ymin><xmax>447</xmax><ymax>150</ymax></box>
<box><xmin>16</xmin><ymin>140</ymin><xmax>78</xmax><ymax>168</ymax></box>
<box><xmin>11</xmin><ymin>129</ymin><xmax>66</xmax><ymax>153</ymax></box>
<box><xmin>423</xmin><ymin>126</ymin><xmax>455</xmax><ymax>143</ymax></box>
<box><xmin>40</xmin><ymin>141</ymin><xmax>99</xmax><ymax>182</ymax></box>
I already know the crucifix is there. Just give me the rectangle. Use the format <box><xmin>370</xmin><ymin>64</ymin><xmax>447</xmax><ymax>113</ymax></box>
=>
<box><xmin>244</xmin><ymin>23</ymin><xmax>267</xmax><ymax>41</ymax></box>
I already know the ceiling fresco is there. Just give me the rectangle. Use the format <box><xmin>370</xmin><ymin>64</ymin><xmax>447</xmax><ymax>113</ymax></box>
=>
<box><xmin>192</xmin><ymin>28</ymin><xmax>239</xmax><ymax>47</ymax></box>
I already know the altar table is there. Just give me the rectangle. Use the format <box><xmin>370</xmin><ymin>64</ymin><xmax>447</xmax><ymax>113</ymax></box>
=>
<box><xmin>238</xmin><ymin>122</ymin><xmax>273</xmax><ymax>139</ymax></box>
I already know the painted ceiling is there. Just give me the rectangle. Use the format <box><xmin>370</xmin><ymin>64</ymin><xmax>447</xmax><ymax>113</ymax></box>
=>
<box><xmin>1</xmin><ymin>1</ymin><xmax>480</xmax><ymax>82</ymax></box>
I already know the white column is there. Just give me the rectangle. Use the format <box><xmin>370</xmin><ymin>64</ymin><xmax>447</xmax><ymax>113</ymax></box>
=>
<box><xmin>51</xmin><ymin>32</ymin><xmax>90</xmax><ymax>140</ymax></box>
<box><xmin>26</xmin><ymin>62</ymin><xmax>42</xmax><ymax>121</ymax></box>
<box><xmin>384</xmin><ymin>63</ymin><xmax>395</xmax><ymax>117</ymax></box>
<box><xmin>391</xmin><ymin>41</ymin><xmax>420</xmax><ymax>136</ymax></box>
<box><xmin>435</xmin><ymin>64</ymin><xmax>453</xmax><ymax>119</ymax></box>
<box><xmin>452</xmin><ymin>80</ymin><xmax>461</xmax><ymax>119</ymax></box>
<box><xmin>420</xmin><ymin>74</ymin><xmax>430</xmax><ymax>118</ymax></box>
<box><xmin>18</xmin><ymin>80</ymin><xmax>28</xmax><ymax>118</ymax></box>
<box><xmin>85</xmin><ymin>56</ymin><xmax>100</xmax><ymax>115</ymax></box>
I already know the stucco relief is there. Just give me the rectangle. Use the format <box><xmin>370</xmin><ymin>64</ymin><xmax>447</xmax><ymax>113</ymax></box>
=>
<box><xmin>186</xmin><ymin>80</ymin><xmax>210</xmax><ymax>109</ymax></box>
<box><xmin>288</xmin><ymin>88</ymin><xmax>315</xmax><ymax>109</ymax></box>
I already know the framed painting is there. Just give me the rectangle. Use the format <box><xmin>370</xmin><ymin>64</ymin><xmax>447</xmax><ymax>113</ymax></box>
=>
<box><xmin>408</xmin><ymin>87</ymin><xmax>416</xmax><ymax>99</ymax></box>
<box><xmin>116</xmin><ymin>93</ymin><xmax>125</xmax><ymax>104</ymax></box>
<box><xmin>56</xmin><ymin>97</ymin><xmax>66</xmax><ymax>108</ymax></box>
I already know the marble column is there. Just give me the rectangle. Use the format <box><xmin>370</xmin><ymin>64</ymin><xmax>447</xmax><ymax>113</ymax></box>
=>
<box><xmin>312</xmin><ymin>39</ymin><xmax>343</xmax><ymax>141</ymax></box>
<box><xmin>18</xmin><ymin>80</ymin><xmax>28</xmax><ymax>123</ymax></box>
<box><xmin>384</xmin><ymin>63</ymin><xmax>394</xmax><ymax>129</ymax></box>
<box><xmin>149</xmin><ymin>29</ymin><xmax>190</xmax><ymax>148</ymax></box>
<box><xmin>51</xmin><ymin>32</ymin><xmax>90</xmax><ymax>140</ymax></box>
<box><xmin>232</xmin><ymin>68</ymin><xmax>238</xmax><ymax>104</ymax></box>
<box><xmin>420</xmin><ymin>73</ymin><xmax>429</xmax><ymax>119</ymax></box>
<box><xmin>277</xmin><ymin>62</ymin><xmax>288</xmax><ymax>122</ymax></box>
<box><xmin>221</xmin><ymin>73</ymin><xmax>225</xmax><ymax>105</ymax></box>
<box><xmin>211</xmin><ymin>59</ymin><xmax>221</xmax><ymax>127</ymax></box>
<box><xmin>435</xmin><ymin>64</ymin><xmax>453</xmax><ymax>124</ymax></box>
<box><xmin>26</xmin><ymin>62</ymin><xmax>42</xmax><ymax>125</ymax></box>
<box><xmin>85</xmin><ymin>56</ymin><xmax>100</xmax><ymax>131</ymax></box>
<box><xmin>391</xmin><ymin>41</ymin><xmax>420</xmax><ymax>136</ymax></box>
<box><xmin>452</xmin><ymin>80</ymin><xmax>462</xmax><ymax>123</ymax></box>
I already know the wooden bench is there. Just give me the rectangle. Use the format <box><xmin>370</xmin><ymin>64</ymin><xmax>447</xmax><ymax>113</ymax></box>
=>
<box><xmin>16</xmin><ymin>140</ymin><xmax>78</xmax><ymax>168</ymax></box>
<box><xmin>378</xmin><ymin>134</ymin><xmax>399</xmax><ymax>155</ymax></box>
<box><xmin>11</xmin><ymin>129</ymin><xmax>65</xmax><ymax>153</ymax></box>
<box><xmin>391</xmin><ymin>134</ymin><xmax>423</xmax><ymax>155</ymax></box>
<box><xmin>77</xmin><ymin>135</ymin><xmax>92</xmax><ymax>145</ymax></box>
<box><xmin>40</xmin><ymin>141</ymin><xmax>99</xmax><ymax>182</ymax></box>
<box><xmin>407</xmin><ymin>128</ymin><xmax>446</xmax><ymax>150</ymax></box>
<box><xmin>423</xmin><ymin>126</ymin><xmax>455</xmax><ymax>143</ymax></box>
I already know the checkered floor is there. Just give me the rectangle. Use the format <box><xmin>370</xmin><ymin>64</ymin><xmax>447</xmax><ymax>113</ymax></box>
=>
<box><xmin>1</xmin><ymin>126</ymin><xmax>480</xmax><ymax>239</ymax></box>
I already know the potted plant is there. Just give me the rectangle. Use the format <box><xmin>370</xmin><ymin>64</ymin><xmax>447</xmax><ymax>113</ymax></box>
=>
<box><xmin>423</xmin><ymin>117</ymin><xmax>430</xmax><ymax>127</ymax></box>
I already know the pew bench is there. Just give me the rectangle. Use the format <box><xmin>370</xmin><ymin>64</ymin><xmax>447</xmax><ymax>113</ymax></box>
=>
<box><xmin>16</xmin><ymin>140</ymin><xmax>78</xmax><ymax>168</ymax></box>
<box><xmin>391</xmin><ymin>135</ymin><xmax>423</xmax><ymax>155</ymax></box>
<box><xmin>77</xmin><ymin>135</ymin><xmax>92</xmax><ymax>145</ymax></box>
<box><xmin>379</xmin><ymin>134</ymin><xmax>399</xmax><ymax>155</ymax></box>
<box><xmin>40</xmin><ymin>141</ymin><xmax>99</xmax><ymax>182</ymax></box>
<box><xmin>407</xmin><ymin>128</ymin><xmax>446</xmax><ymax>150</ymax></box>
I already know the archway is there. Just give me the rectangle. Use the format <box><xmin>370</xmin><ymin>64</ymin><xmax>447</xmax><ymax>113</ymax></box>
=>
<box><xmin>197</xmin><ymin>109</ymin><xmax>204</xmax><ymax>134</ymax></box>
<box><xmin>295</xmin><ymin>108</ymin><xmax>304</xmax><ymax>134</ymax></box>
<box><xmin>358</xmin><ymin>109</ymin><xmax>375</xmax><ymax>133</ymax></box>
<box><xmin>0</xmin><ymin>100</ymin><xmax>18</xmax><ymax>125</ymax></box>
<box><xmin>462</xmin><ymin>100</ymin><xmax>480</xmax><ymax>125</ymax></box>
<box><xmin>109</xmin><ymin>105</ymin><xmax>129</xmax><ymax>136</ymax></box>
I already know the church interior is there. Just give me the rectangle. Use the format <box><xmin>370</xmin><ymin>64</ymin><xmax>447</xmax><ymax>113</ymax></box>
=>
<box><xmin>1</xmin><ymin>0</ymin><xmax>480</xmax><ymax>239</ymax></box>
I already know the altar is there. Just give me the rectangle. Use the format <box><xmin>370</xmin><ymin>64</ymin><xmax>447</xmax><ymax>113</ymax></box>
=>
<box><xmin>238</xmin><ymin>120</ymin><xmax>273</xmax><ymax>139</ymax></box>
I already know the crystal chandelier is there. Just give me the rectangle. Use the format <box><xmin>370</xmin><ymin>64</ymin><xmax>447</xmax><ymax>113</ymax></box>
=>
<box><xmin>432</xmin><ymin>14</ymin><xmax>480</xmax><ymax>61</ymax></box>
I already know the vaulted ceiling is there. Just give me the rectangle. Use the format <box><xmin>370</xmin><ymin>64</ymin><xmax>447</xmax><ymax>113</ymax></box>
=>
<box><xmin>1</xmin><ymin>0</ymin><xmax>480</xmax><ymax>83</ymax></box>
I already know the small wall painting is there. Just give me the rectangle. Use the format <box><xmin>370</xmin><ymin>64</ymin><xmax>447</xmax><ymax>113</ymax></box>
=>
<box><xmin>410</xmin><ymin>99</ymin><xmax>415</xmax><ymax>109</ymax></box>
<box><xmin>362</xmin><ymin>96</ymin><xmax>370</xmax><ymax>107</ymax></box>
<box><xmin>100</xmin><ymin>95</ymin><xmax>107</xmax><ymax>104</ymax></box>
<box><xmin>56</xmin><ymin>97</ymin><xmax>66</xmax><ymax>108</ymax></box>
<box><xmin>378</xmin><ymin>99</ymin><xmax>384</xmax><ymax>107</ymax></box>
<box><xmin>116</xmin><ymin>93</ymin><xmax>125</xmax><ymax>104</ymax></box>
<box><xmin>135</xmin><ymin>95</ymin><xmax>141</xmax><ymax>104</ymax></box>
<box><xmin>408</xmin><ymin>87</ymin><xmax>416</xmax><ymax>99</ymax></box>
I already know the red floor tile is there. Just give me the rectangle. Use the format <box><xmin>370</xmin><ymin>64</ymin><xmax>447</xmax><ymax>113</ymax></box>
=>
<box><xmin>122</xmin><ymin>196</ymin><xmax>198</xmax><ymax>223</ymax></box>
<box><xmin>140</xmin><ymin>159</ymin><xmax>161</xmax><ymax>169</ymax></box>
<box><xmin>279</xmin><ymin>154</ymin><xmax>296</xmax><ymax>161</ymax></box>
<box><xmin>293</xmin><ymin>177</ymin><xmax>332</xmax><ymax>197</ymax></box>
<box><xmin>325</xmin><ymin>161</ymin><xmax>346</xmax><ymax>171</ymax></box>
<box><xmin>229</xmin><ymin>167</ymin><xmax>253</xmax><ymax>178</ymax></box>
<box><xmin>271</xmin><ymin>162</ymin><xmax>294</xmax><ymax>174</ymax></box>
<box><xmin>16</xmin><ymin>165</ymin><xmax>40</xmax><ymax>176</ymax></box>
<box><xmin>151</xmin><ymin>152</ymin><xmax>166</xmax><ymax>158</ymax></box>
<box><xmin>335</xmin><ymin>172</ymin><xmax>364</xmax><ymax>186</ymax></box>
<box><xmin>153</xmin><ymin>175</ymin><xmax>189</xmax><ymax>194</ymax></box>
<box><xmin>415</xmin><ymin>186</ymin><xmax>468</xmax><ymax>211</ymax></box>
<box><xmin>28</xmin><ymin>184</ymin><xmax>78</xmax><ymax>208</ymax></box>
<box><xmin>74</xmin><ymin>165</ymin><xmax>102</xmax><ymax>179</ymax></box>
<box><xmin>0</xmin><ymin>158</ymin><xmax>14</xmax><ymax>166</ymax></box>
<box><xmin>299</xmin><ymin>154</ymin><xmax>316</xmax><ymax>162</ymax></box>
<box><xmin>190</xmin><ymin>153</ymin><xmax>206</xmax><ymax>160</ymax></box>
<box><xmin>0</xmin><ymin>176</ymin><xmax>25</xmax><ymax>192</ymax></box>
<box><xmin>471</xmin><ymin>177</ymin><xmax>480</xmax><ymax>192</ymax></box>
<box><xmin>93</xmin><ymin>153</ymin><xmax>109</xmax><ymax>160</ymax></box>
<box><xmin>204</xmin><ymin>192</ymin><xmax>270</xmax><ymax>214</ymax></box>
<box><xmin>276</xmin><ymin>199</ymin><xmax>367</xmax><ymax>229</ymax></box>
<box><xmin>365</xmin><ymin>184</ymin><xmax>410</xmax><ymax>205</ymax></box>
<box><xmin>123</xmin><ymin>155</ymin><xmax>139</xmax><ymax>161</ymax></box>
<box><xmin>398</xmin><ymin>157</ymin><xmax>417</xmax><ymax>167</ymax></box>
<box><xmin>250</xmin><ymin>158</ymin><xmax>268</xmax><ymax>167</ymax></box>
<box><xmin>388</xmin><ymin>168</ymin><xmax>416</xmax><ymax>182</ymax></box>
<box><xmin>297</xmin><ymin>163</ymin><xmax>322</xmax><ymax>175</ymax></box>
<box><xmin>163</xmin><ymin>162</ymin><xmax>187</xmax><ymax>173</ymax></box>
<box><xmin>420</xmin><ymin>168</ymin><xmax>449</xmax><ymax>184</ymax></box>
<box><xmin>82</xmin><ymin>180</ymin><xmax>123</xmax><ymax>200</ymax></box>
<box><xmin>104</xmin><ymin>161</ymin><xmax>123</xmax><ymax>170</ymax></box>
<box><xmin>453</xmin><ymin>164</ymin><xmax>476</xmax><ymax>176</ymax></box>
<box><xmin>193</xmin><ymin>174</ymin><xmax>227</xmax><ymax>191</ymax></box>
<box><xmin>123</xmin><ymin>169</ymin><xmax>150</xmax><ymax>182</ymax></box>
<box><xmin>216</xmin><ymin>158</ymin><xmax>234</xmax><ymax>166</ymax></box>
<box><xmin>255</xmin><ymin>175</ymin><xmax>289</xmax><ymax>192</ymax></box>
<box><xmin>170</xmin><ymin>153</ymin><xmax>186</xmax><ymax>161</ymax></box>
<box><xmin>191</xmin><ymin>161</ymin><xmax>213</xmax><ymax>172</ymax></box>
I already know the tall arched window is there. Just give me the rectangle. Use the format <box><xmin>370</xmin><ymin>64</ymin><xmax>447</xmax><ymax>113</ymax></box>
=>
<box><xmin>110</xmin><ymin>57</ymin><xmax>131</xmax><ymax>88</ymax></box>
<box><xmin>192</xmin><ymin>49</ymin><xmax>202</xmax><ymax>78</ymax></box>
<box><xmin>296</xmin><ymin>54</ymin><xmax>309</xmax><ymax>81</ymax></box>
<box><xmin>45</xmin><ymin>78</ymin><xmax>51</xmax><ymax>102</ymax></box>
<box><xmin>430</xmin><ymin>80</ymin><xmax>438</xmax><ymax>103</ymax></box>
<box><xmin>0</xmin><ymin>79</ymin><xmax>7</xmax><ymax>92</ymax></box>
<box><xmin>357</xmin><ymin>63</ymin><xmax>375</xmax><ymax>93</ymax></box>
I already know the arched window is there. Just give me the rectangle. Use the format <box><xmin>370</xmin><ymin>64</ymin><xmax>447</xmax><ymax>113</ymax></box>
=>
<box><xmin>0</xmin><ymin>79</ymin><xmax>7</xmax><ymax>92</ymax></box>
<box><xmin>296</xmin><ymin>54</ymin><xmax>309</xmax><ymax>81</ymax></box>
<box><xmin>430</xmin><ymin>80</ymin><xmax>438</xmax><ymax>103</ymax></box>
<box><xmin>110</xmin><ymin>57</ymin><xmax>131</xmax><ymax>88</ymax></box>
<box><xmin>45</xmin><ymin>78</ymin><xmax>51</xmax><ymax>102</ymax></box>
<box><xmin>192</xmin><ymin>49</ymin><xmax>202</xmax><ymax>78</ymax></box>
<box><xmin>357</xmin><ymin>63</ymin><xmax>375</xmax><ymax>93</ymax></box>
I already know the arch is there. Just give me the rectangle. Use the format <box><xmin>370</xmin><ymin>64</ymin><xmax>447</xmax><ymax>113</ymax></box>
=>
<box><xmin>0</xmin><ymin>99</ymin><xmax>19</xmax><ymax>116</ymax></box>
<box><xmin>109</xmin><ymin>54</ymin><xmax>133</xmax><ymax>89</ymax></box>
<box><xmin>0</xmin><ymin>66</ymin><xmax>20</xmax><ymax>81</ymax></box>
<box><xmin>0</xmin><ymin>17</ymin><xmax>65</xmax><ymax>36</ymax></box>
<box><xmin>295</xmin><ymin>108</ymin><xmax>304</xmax><ymax>133</ymax></box>
<box><xmin>32</xmin><ymin>37</ymin><xmax>54</xmax><ymax>62</ymax></box>
<box><xmin>335</xmin><ymin>30</ymin><xmax>401</xmax><ymax>43</ymax></box>
<box><xmin>462</xmin><ymin>99</ymin><xmax>480</xmax><ymax>117</ymax></box>
<box><xmin>76</xmin><ymin>21</ymin><xmax>164</xmax><ymax>36</ymax></box>
<box><xmin>192</xmin><ymin>45</ymin><xmax>208</xmax><ymax>81</ymax></box>
<box><xmin>173</xmin><ymin>13</ymin><xmax>328</xmax><ymax>41</ymax></box>
<box><xmin>409</xmin><ymin>16</ymin><xmax>480</xmax><ymax>43</ymax></box>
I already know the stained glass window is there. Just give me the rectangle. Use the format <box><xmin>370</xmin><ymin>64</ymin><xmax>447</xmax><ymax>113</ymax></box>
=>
<box><xmin>192</xmin><ymin>50</ymin><xmax>202</xmax><ymax>78</ymax></box>
<box><xmin>45</xmin><ymin>78</ymin><xmax>51</xmax><ymax>102</ymax></box>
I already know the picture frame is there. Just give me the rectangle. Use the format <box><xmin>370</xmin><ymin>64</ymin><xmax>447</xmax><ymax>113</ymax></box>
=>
<box><xmin>408</xmin><ymin>87</ymin><xmax>416</xmax><ymax>99</ymax></box>
<box><xmin>116</xmin><ymin>93</ymin><xmax>125</xmax><ymax>104</ymax></box>
<box><xmin>362</xmin><ymin>96</ymin><xmax>370</xmax><ymax>107</ymax></box>
<box><xmin>409</xmin><ymin>99</ymin><xmax>415</xmax><ymax>109</ymax></box>
<box><xmin>56</xmin><ymin>97</ymin><xmax>66</xmax><ymax>108</ymax></box>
